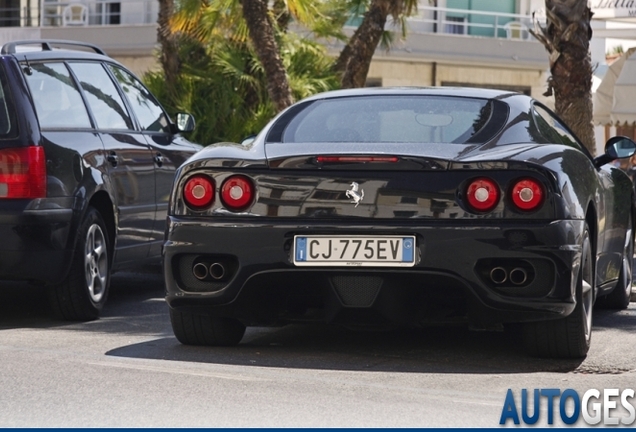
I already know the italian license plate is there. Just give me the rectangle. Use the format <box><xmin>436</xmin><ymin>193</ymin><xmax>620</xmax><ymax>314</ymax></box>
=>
<box><xmin>293</xmin><ymin>235</ymin><xmax>416</xmax><ymax>267</ymax></box>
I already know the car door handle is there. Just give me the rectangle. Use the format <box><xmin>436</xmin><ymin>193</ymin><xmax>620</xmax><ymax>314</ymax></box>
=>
<box><xmin>154</xmin><ymin>153</ymin><xmax>164</xmax><ymax>167</ymax></box>
<box><xmin>107</xmin><ymin>152</ymin><xmax>118</xmax><ymax>167</ymax></box>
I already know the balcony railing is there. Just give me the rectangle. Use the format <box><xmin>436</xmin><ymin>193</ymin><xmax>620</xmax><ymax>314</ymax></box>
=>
<box><xmin>0</xmin><ymin>0</ymin><xmax>158</xmax><ymax>27</ymax></box>
<box><xmin>0</xmin><ymin>1</ymin><xmax>538</xmax><ymax>39</ymax></box>
<box><xmin>351</xmin><ymin>4</ymin><xmax>540</xmax><ymax>40</ymax></box>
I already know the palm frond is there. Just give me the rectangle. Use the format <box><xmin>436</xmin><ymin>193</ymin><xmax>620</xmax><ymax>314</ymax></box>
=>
<box><xmin>286</xmin><ymin>0</ymin><xmax>324</xmax><ymax>25</ymax></box>
<box><xmin>379</xmin><ymin>30</ymin><xmax>394</xmax><ymax>52</ymax></box>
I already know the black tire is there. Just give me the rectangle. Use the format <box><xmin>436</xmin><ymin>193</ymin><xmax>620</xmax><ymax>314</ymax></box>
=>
<box><xmin>597</xmin><ymin>216</ymin><xmax>633</xmax><ymax>310</ymax></box>
<box><xmin>523</xmin><ymin>224</ymin><xmax>593</xmax><ymax>358</ymax></box>
<box><xmin>49</xmin><ymin>207</ymin><xmax>111</xmax><ymax>321</ymax></box>
<box><xmin>170</xmin><ymin>309</ymin><xmax>246</xmax><ymax>346</ymax></box>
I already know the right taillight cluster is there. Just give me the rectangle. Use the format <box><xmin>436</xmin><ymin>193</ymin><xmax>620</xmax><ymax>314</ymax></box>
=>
<box><xmin>464</xmin><ymin>177</ymin><xmax>544</xmax><ymax>213</ymax></box>
<box><xmin>510</xmin><ymin>178</ymin><xmax>544</xmax><ymax>211</ymax></box>
<box><xmin>182</xmin><ymin>174</ymin><xmax>255</xmax><ymax>212</ymax></box>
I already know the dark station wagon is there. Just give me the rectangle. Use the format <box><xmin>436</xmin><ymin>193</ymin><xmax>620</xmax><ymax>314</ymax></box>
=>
<box><xmin>0</xmin><ymin>40</ymin><xmax>200</xmax><ymax>319</ymax></box>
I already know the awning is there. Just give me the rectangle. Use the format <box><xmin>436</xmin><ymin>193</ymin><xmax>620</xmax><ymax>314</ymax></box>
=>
<box><xmin>594</xmin><ymin>47</ymin><xmax>636</xmax><ymax>125</ymax></box>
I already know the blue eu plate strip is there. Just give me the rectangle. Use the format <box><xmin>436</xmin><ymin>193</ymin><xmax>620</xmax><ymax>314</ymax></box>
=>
<box><xmin>295</xmin><ymin>237</ymin><xmax>307</xmax><ymax>262</ymax></box>
<box><xmin>402</xmin><ymin>238</ymin><xmax>414</xmax><ymax>262</ymax></box>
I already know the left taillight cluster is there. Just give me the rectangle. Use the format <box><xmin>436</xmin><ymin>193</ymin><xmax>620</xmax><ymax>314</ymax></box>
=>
<box><xmin>183</xmin><ymin>174</ymin><xmax>254</xmax><ymax>212</ymax></box>
<box><xmin>464</xmin><ymin>177</ymin><xmax>544</xmax><ymax>213</ymax></box>
<box><xmin>0</xmin><ymin>146</ymin><xmax>47</xmax><ymax>199</ymax></box>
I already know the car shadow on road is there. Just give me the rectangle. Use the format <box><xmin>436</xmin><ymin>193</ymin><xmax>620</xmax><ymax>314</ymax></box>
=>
<box><xmin>106</xmin><ymin>320</ymin><xmax>588</xmax><ymax>374</ymax></box>
<box><xmin>0</xmin><ymin>267</ymin><xmax>167</xmax><ymax>332</ymax></box>
<box><xmin>3</xmin><ymin>267</ymin><xmax>631</xmax><ymax>374</ymax></box>
<box><xmin>0</xmin><ymin>282</ymin><xmax>54</xmax><ymax>328</ymax></box>
<box><xmin>593</xmin><ymin>307</ymin><xmax>636</xmax><ymax>332</ymax></box>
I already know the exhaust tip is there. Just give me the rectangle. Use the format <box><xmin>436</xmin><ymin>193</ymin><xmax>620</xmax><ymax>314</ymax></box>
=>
<box><xmin>509</xmin><ymin>267</ymin><xmax>528</xmax><ymax>286</ymax></box>
<box><xmin>192</xmin><ymin>262</ymin><xmax>209</xmax><ymax>281</ymax></box>
<box><xmin>490</xmin><ymin>267</ymin><xmax>507</xmax><ymax>284</ymax></box>
<box><xmin>209</xmin><ymin>262</ymin><xmax>226</xmax><ymax>280</ymax></box>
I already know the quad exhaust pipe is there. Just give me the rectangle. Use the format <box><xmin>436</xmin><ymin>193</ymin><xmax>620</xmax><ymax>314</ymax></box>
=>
<box><xmin>490</xmin><ymin>267</ymin><xmax>507</xmax><ymax>284</ymax></box>
<box><xmin>489</xmin><ymin>266</ymin><xmax>529</xmax><ymax>286</ymax></box>
<box><xmin>192</xmin><ymin>262</ymin><xmax>210</xmax><ymax>281</ymax></box>
<box><xmin>209</xmin><ymin>262</ymin><xmax>226</xmax><ymax>280</ymax></box>
<box><xmin>192</xmin><ymin>261</ymin><xmax>227</xmax><ymax>281</ymax></box>
<box><xmin>509</xmin><ymin>267</ymin><xmax>528</xmax><ymax>286</ymax></box>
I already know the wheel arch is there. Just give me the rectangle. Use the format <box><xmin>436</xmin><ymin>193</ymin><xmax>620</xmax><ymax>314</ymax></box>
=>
<box><xmin>585</xmin><ymin>201</ymin><xmax>598</xmax><ymax>299</ymax></box>
<box><xmin>585</xmin><ymin>202</ymin><xmax>598</xmax><ymax>258</ymax></box>
<box><xmin>631</xmin><ymin>188</ymin><xmax>636</xmax><ymax>232</ymax></box>
<box><xmin>87</xmin><ymin>191</ymin><xmax>116</xmax><ymax>259</ymax></box>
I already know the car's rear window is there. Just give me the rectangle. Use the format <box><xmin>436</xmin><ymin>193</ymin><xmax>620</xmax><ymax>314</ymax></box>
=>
<box><xmin>25</xmin><ymin>62</ymin><xmax>92</xmax><ymax>129</ymax></box>
<box><xmin>280</xmin><ymin>95</ymin><xmax>499</xmax><ymax>144</ymax></box>
<box><xmin>0</xmin><ymin>64</ymin><xmax>17</xmax><ymax>139</ymax></box>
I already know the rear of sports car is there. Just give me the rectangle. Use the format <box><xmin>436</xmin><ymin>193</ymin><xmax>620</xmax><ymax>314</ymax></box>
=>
<box><xmin>164</xmin><ymin>90</ymin><xmax>589</xmax><ymax>356</ymax></box>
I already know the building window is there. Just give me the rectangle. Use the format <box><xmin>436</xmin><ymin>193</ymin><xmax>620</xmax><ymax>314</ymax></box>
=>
<box><xmin>0</xmin><ymin>0</ymin><xmax>20</xmax><ymax>27</ymax></box>
<box><xmin>444</xmin><ymin>16</ymin><xmax>466</xmax><ymax>35</ymax></box>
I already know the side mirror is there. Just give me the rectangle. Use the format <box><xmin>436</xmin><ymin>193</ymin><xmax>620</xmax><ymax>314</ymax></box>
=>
<box><xmin>605</xmin><ymin>136</ymin><xmax>636</xmax><ymax>158</ymax></box>
<box><xmin>175</xmin><ymin>113</ymin><xmax>195</xmax><ymax>133</ymax></box>
<box><xmin>593</xmin><ymin>136</ymin><xmax>636</xmax><ymax>168</ymax></box>
<box><xmin>240</xmin><ymin>135</ymin><xmax>256</xmax><ymax>146</ymax></box>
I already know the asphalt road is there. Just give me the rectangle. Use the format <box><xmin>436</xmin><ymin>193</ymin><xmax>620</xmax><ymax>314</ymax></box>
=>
<box><xmin>1</xmin><ymin>268</ymin><xmax>636</xmax><ymax>427</ymax></box>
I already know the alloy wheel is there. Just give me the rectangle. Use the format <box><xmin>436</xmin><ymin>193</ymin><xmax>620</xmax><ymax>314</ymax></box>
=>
<box><xmin>621</xmin><ymin>223</ymin><xmax>634</xmax><ymax>299</ymax></box>
<box><xmin>84</xmin><ymin>223</ymin><xmax>108</xmax><ymax>303</ymax></box>
<box><xmin>581</xmin><ymin>233</ymin><xmax>594</xmax><ymax>343</ymax></box>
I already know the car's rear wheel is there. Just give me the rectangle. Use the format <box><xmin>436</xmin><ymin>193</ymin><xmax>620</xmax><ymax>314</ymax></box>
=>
<box><xmin>170</xmin><ymin>309</ymin><xmax>246</xmax><ymax>346</ymax></box>
<box><xmin>597</xmin><ymin>215</ymin><xmax>633</xmax><ymax>310</ymax></box>
<box><xmin>49</xmin><ymin>207</ymin><xmax>111</xmax><ymax>321</ymax></box>
<box><xmin>523</xmin><ymin>224</ymin><xmax>593</xmax><ymax>358</ymax></box>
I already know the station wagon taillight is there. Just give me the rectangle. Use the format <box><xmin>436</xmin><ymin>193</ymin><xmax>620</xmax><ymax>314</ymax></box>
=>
<box><xmin>183</xmin><ymin>175</ymin><xmax>215</xmax><ymax>210</ymax></box>
<box><xmin>0</xmin><ymin>146</ymin><xmax>46</xmax><ymax>199</ymax></box>
<box><xmin>221</xmin><ymin>175</ymin><xmax>254</xmax><ymax>212</ymax></box>
<box><xmin>466</xmin><ymin>177</ymin><xmax>500</xmax><ymax>212</ymax></box>
<box><xmin>510</xmin><ymin>178</ymin><xmax>544</xmax><ymax>211</ymax></box>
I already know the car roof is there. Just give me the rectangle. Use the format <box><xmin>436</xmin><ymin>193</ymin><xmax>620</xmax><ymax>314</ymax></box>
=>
<box><xmin>1</xmin><ymin>40</ymin><xmax>113</xmax><ymax>63</ymax></box>
<box><xmin>301</xmin><ymin>86</ymin><xmax>522</xmax><ymax>102</ymax></box>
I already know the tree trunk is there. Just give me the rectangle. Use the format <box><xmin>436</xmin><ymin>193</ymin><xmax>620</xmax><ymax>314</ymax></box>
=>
<box><xmin>532</xmin><ymin>0</ymin><xmax>595</xmax><ymax>154</ymax></box>
<box><xmin>239</xmin><ymin>0</ymin><xmax>294</xmax><ymax>112</ymax></box>
<box><xmin>335</xmin><ymin>0</ymin><xmax>391</xmax><ymax>89</ymax></box>
<box><xmin>157</xmin><ymin>0</ymin><xmax>180</xmax><ymax>101</ymax></box>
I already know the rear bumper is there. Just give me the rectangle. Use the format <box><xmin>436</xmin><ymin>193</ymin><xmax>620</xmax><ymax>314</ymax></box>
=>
<box><xmin>164</xmin><ymin>218</ymin><xmax>585</xmax><ymax>326</ymax></box>
<box><xmin>0</xmin><ymin>197</ymin><xmax>79</xmax><ymax>284</ymax></box>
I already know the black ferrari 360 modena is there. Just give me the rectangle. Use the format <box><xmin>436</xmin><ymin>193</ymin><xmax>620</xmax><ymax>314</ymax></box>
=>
<box><xmin>164</xmin><ymin>87</ymin><xmax>636</xmax><ymax>358</ymax></box>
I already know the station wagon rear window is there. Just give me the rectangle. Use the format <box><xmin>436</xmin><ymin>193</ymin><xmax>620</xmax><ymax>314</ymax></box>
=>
<box><xmin>0</xmin><ymin>64</ymin><xmax>17</xmax><ymax>139</ymax></box>
<box><xmin>279</xmin><ymin>96</ymin><xmax>504</xmax><ymax>144</ymax></box>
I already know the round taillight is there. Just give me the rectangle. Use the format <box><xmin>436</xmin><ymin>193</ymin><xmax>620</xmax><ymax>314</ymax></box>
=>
<box><xmin>466</xmin><ymin>177</ymin><xmax>500</xmax><ymax>212</ymax></box>
<box><xmin>511</xmin><ymin>178</ymin><xmax>544</xmax><ymax>211</ymax></box>
<box><xmin>221</xmin><ymin>175</ymin><xmax>254</xmax><ymax>211</ymax></box>
<box><xmin>183</xmin><ymin>175</ymin><xmax>215</xmax><ymax>209</ymax></box>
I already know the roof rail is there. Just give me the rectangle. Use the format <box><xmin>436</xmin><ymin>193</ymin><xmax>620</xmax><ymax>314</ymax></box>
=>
<box><xmin>1</xmin><ymin>40</ymin><xmax>107</xmax><ymax>56</ymax></box>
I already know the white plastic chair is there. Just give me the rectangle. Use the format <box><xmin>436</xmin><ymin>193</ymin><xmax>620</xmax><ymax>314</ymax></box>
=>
<box><xmin>504</xmin><ymin>21</ymin><xmax>528</xmax><ymax>40</ymax></box>
<box><xmin>62</xmin><ymin>3</ymin><xmax>88</xmax><ymax>26</ymax></box>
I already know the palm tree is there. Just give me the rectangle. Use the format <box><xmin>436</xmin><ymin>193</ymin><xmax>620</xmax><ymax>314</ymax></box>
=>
<box><xmin>531</xmin><ymin>0</ymin><xmax>595</xmax><ymax>154</ymax></box>
<box><xmin>168</xmin><ymin>0</ymin><xmax>420</xmax><ymax>112</ymax></box>
<box><xmin>335</xmin><ymin>0</ymin><xmax>418</xmax><ymax>89</ymax></box>
<box><xmin>157</xmin><ymin>0</ymin><xmax>179</xmax><ymax>103</ymax></box>
<box><xmin>238</xmin><ymin>0</ymin><xmax>293</xmax><ymax>112</ymax></box>
<box><xmin>144</xmin><ymin>28</ymin><xmax>338</xmax><ymax>144</ymax></box>
<box><xmin>169</xmin><ymin>0</ymin><xmax>334</xmax><ymax>113</ymax></box>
